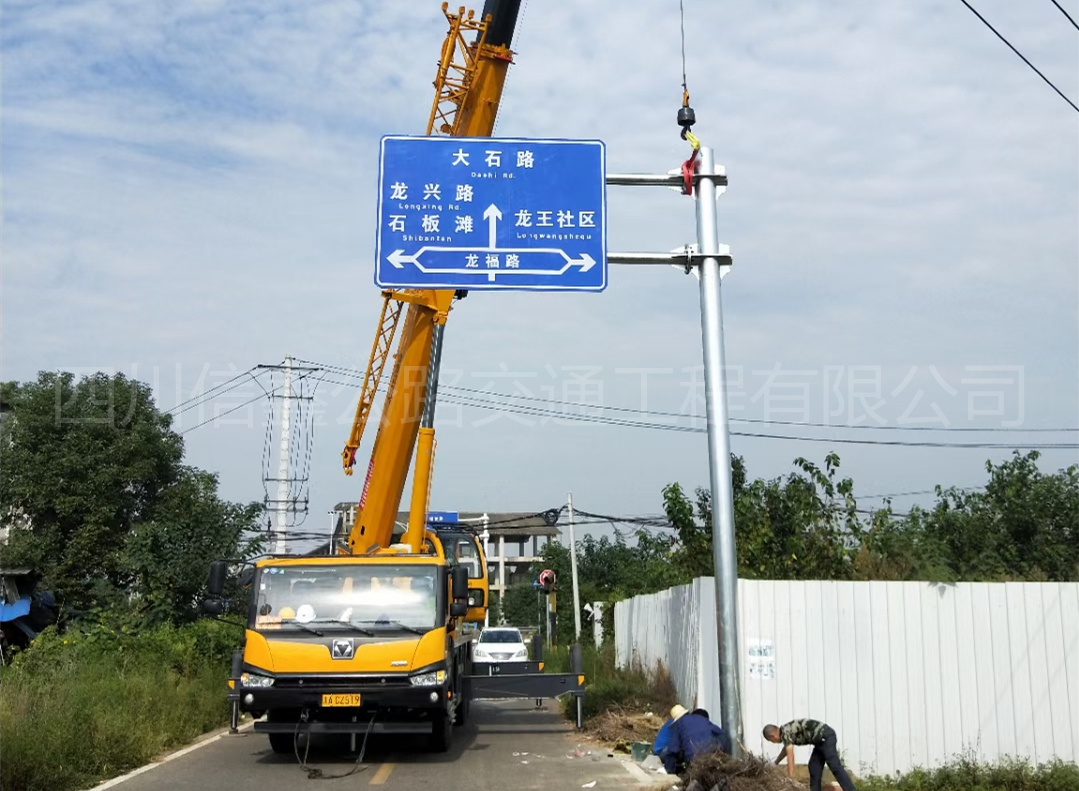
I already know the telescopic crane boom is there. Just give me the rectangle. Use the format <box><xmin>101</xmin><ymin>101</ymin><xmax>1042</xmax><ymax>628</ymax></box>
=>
<box><xmin>342</xmin><ymin>0</ymin><xmax>520</xmax><ymax>558</ymax></box>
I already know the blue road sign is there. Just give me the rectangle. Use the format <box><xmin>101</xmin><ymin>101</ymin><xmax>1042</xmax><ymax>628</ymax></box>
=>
<box><xmin>375</xmin><ymin>136</ymin><xmax>607</xmax><ymax>292</ymax></box>
<box><xmin>426</xmin><ymin>511</ymin><xmax>459</xmax><ymax>525</ymax></box>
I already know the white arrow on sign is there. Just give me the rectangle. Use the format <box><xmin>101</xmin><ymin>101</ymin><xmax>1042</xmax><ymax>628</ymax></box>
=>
<box><xmin>385</xmin><ymin>245</ymin><xmax>598</xmax><ymax>280</ymax></box>
<box><xmin>482</xmin><ymin>204</ymin><xmax>502</xmax><ymax>249</ymax></box>
<box><xmin>386</xmin><ymin>250</ymin><xmax>419</xmax><ymax>269</ymax></box>
<box><xmin>574</xmin><ymin>253</ymin><xmax>597</xmax><ymax>273</ymax></box>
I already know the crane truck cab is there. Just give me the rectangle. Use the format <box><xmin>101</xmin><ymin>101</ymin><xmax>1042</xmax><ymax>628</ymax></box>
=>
<box><xmin>209</xmin><ymin>544</ymin><xmax>475</xmax><ymax>754</ymax></box>
<box><xmin>435</xmin><ymin>527</ymin><xmax>488</xmax><ymax>622</ymax></box>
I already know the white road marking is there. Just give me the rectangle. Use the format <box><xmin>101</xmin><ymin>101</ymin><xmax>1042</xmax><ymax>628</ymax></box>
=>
<box><xmin>90</xmin><ymin>721</ymin><xmax>255</xmax><ymax>789</ymax></box>
<box><xmin>619</xmin><ymin>759</ymin><xmax>657</xmax><ymax>785</ymax></box>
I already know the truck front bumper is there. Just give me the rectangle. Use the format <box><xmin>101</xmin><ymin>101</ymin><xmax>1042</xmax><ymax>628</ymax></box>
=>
<box><xmin>238</xmin><ymin>675</ymin><xmax>448</xmax><ymax>715</ymax></box>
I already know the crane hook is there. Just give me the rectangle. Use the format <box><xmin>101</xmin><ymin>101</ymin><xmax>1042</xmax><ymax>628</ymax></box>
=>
<box><xmin>677</xmin><ymin>89</ymin><xmax>696</xmax><ymax>141</ymax></box>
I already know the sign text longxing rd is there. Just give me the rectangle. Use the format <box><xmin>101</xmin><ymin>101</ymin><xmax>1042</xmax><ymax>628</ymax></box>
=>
<box><xmin>375</xmin><ymin>136</ymin><xmax>607</xmax><ymax>291</ymax></box>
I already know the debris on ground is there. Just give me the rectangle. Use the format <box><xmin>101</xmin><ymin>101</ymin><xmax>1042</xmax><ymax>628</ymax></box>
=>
<box><xmin>641</xmin><ymin>754</ymin><xmax>666</xmax><ymax>773</ymax></box>
<box><xmin>582</xmin><ymin>783</ymin><xmax>597</xmax><ymax>789</ymax></box>
<box><xmin>582</xmin><ymin>706</ymin><xmax>665</xmax><ymax>746</ymax></box>
<box><xmin>684</xmin><ymin>751</ymin><xmax>804</xmax><ymax>791</ymax></box>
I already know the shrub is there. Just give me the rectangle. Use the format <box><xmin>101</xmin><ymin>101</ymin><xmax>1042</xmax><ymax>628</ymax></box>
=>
<box><xmin>0</xmin><ymin>618</ymin><xmax>238</xmax><ymax>791</ymax></box>
<box><xmin>544</xmin><ymin>642</ymin><xmax>677</xmax><ymax>720</ymax></box>
<box><xmin>859</xmin><ymin>755</ymin><xmax>1079</xmax><ymax>791</ymax></box>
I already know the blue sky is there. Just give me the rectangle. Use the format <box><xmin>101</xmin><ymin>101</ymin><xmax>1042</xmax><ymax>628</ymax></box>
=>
<box><xmin>4</xmin><ymin>0</ymin><xmax>1077</xmax><ymax>543</ymax></box>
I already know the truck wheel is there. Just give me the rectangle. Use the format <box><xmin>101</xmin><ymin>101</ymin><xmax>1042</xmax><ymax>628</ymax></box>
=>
<box><xmin>453</xmin><ymin>694</ymin><xmax>470</xmax><ymax>726</ymax></box>
<box><xmin>266</xmin><ymin>709</ymin><xmax>298</xmax><ymax>755</ymax></box>
<box><xmin>430</xmin><ymin>711</ymin><xmax>453</xmax><ymax>752</ymax></box>
<box><xmin>268</xmin><ymin>733</ymin><xmax>294</xmax><ymax>754</ymax></box>
<box><xmin>454</xmin><ymin>650</ymin><xmax>471</xmax><ymax>726</ymax></box>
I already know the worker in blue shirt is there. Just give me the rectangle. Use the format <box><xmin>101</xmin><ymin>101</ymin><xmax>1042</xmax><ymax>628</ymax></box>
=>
<box><xmin>653</xmin><ymin>716</ymin><xmax>675</xmax><ymax>762</ymax></box>
<box><xmin>662</xmin><ymin>704</ymin><xmax>731</xmax><ymax>774</ymax></box>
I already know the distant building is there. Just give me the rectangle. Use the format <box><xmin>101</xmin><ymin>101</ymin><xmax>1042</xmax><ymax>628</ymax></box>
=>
<box><xmin>329</xmin><ymin>504</ymin><xmax>561</xmax><ymax>607</ymax></box>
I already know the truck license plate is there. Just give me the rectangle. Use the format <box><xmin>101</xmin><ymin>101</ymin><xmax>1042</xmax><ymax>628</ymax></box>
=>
<box><xmin>321</xmin><ymin>694</ymin><xmax>361</xmax><ymax>707</ymax></box>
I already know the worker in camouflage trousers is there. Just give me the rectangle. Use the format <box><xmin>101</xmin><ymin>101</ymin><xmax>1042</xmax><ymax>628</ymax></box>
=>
<box><xmin>763</xmin><ymin>719</ymin><xmax>857</xmax><ymax>791</ymax></box>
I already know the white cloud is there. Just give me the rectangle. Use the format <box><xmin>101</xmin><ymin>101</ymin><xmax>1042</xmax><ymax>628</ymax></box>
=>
<box><xmin>3</xmin><ymin>0</ymin><xmax>1076</xmax><ymax>525</ymax></box>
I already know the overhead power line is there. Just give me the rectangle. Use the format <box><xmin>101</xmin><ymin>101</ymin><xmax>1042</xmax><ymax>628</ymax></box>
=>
<box><xmin>1049</xmin><ymin>0</ymin><xmax>1079</xmax><ymax>32</ymax></box>
<box><xmin>304</xmin><ymin>358</ymin><xmax>1078</xmax><ymax>434</ymax></box>
<box><xmin>957</xmin><ymin>0</ymin><xmax>1079</xmax><ymax>113</ymax></box>
<box><xmin>168</xmin><ymin>366</ymin><xmax>263</xmax><ymax>416</ymax></box>
<box><xmin>317</xmin><ymin>361</ymin><xmax>1066</xmax><ymax>433</ymax></box>
<box><xmin>311</xmin><ymin>373</ymin><xmax>1079</xmax><ymax>451</ymax></box>
<box><xmin>444</xmin><ymin>383</ymin><xmax>1076</xmax><ymax>433</ymax></box>
<box><xmin>434</xmin><ymin>389</ymin><xmax>1079</xmax><ymax>450</ymax></box>
<box><xmin>180</xmin><ymin>371</ymin><xmax>319</xmax><ymax>434</ymax></box>
<box><xmin>859</xmin><ymin>486</ymin><xmax>984</xmax><ymax>499</ymax></box>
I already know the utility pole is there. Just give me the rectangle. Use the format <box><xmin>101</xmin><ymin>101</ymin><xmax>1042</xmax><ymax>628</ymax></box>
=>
<box><xmin>274</xmin><ymin>355</ymin><xmax>294</xmax><ymax>555</ymax></box>
<box><xmin>480</xmin><ymin>513</ymin><xmax>490</xmax><ymax>627</ymax></box>
<box><xmin>603</xmin><ymin>146</ymin><xmax>742</xmax><ymax>755</ymax></box>
<box><xmin>695</xmin><ymin>147</ymin><xmax>742</xmax><ymax>756</ymax></box>
<box><xmin>568</xmin><ymin>493</ymin><xmax>582</xmax><ymax>640</ymax></box>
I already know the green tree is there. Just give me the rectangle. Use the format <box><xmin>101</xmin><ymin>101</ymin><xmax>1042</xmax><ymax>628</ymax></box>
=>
<box><xmin>125</xmin><ymin>467</ymin><xmax>264</xmax><ymax>624</ymax></box>
<box><xmin>662</xmin><ymin>456</ymin><xmax>747</xmax><ymax>579</ymax></box>
<box><xmin>665</xmin><ymin>453</ymin><xmax>861</xmax><ymax>581</ymax></box>
<box><xmin>532</xmin><ymin>541</ymin><xmax>573</xmax><ymax>643</ymax></box>
<box><xmin>529</xmin><ymin>528</ymin><xmax>685</xmax><ymax>645</ymax></box>
<box><xmin>665</xmin><ymin>450</ymin><xmax>1079</xmax><ymax>585</ymax></box>
<box><xmin>907</xmin><ymin>452</ymin><xmax>1079</xmax><ymax>581</ymax></box>
<box><xmin>0</xmin><ymin>371</ymin><xmax>264</xmax><ymax>620</ymax></box>
<box><xmin>1</xmin><ymin>372</ymin><xmax>183</xmax><ymax>607</ymax></box>
<box><xmin>500</xmin><ymin>583</ymin><xmax>542</xmax><ymax>629</ymax></box>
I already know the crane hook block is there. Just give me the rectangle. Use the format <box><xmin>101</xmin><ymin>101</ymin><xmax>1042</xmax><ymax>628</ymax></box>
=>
<box><xmin>677</xmin><ymin>104</ymin><xmax>696</xmax><ymax>132</ymax></box>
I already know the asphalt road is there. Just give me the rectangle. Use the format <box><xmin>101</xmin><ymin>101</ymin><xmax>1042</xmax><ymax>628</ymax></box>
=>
<box><xmin>105</xmin><ymin>700</ymin><xmax>654</xmax><ymax>790</ymax></box>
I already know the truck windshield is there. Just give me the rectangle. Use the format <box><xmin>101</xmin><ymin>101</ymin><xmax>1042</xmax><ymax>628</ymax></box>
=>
<box><xmin>252</xmin><ymin>564</ymin><xmax>441</xmax><ymax>634</ymax></box>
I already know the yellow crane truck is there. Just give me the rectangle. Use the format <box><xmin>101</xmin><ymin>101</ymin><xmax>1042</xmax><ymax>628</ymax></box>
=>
<box><xmin>204</xmin><ymin>0</ymin><xmax>584</xmax><ymax>756</ymax></box>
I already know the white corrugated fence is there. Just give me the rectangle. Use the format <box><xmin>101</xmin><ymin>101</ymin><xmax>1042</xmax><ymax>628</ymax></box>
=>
<box><xmin>615</xmin><ymin>579</ymin><xmax>1079</xmax><ymax>776</ymax></box>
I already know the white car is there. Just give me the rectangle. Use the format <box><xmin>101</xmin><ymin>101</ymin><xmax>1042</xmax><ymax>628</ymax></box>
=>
<box><xmin>473</xmin><ymin>627</ymin><xmax>529</xmax><ymax>662</ymax></box>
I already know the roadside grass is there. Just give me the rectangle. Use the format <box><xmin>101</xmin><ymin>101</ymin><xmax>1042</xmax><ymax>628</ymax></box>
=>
<box><xmin>683</xmin><ymin>752</ymin><xmax>1079</xmax><ymax>791</ymax></box>
<box><xmin>859</xmin><ymin>755</ymin><xmax>1079</xmax><ymax>791</ymax></box>
<box><xmin>0</xmin><ymin>619</ymin><xmax>236</xmax><ymax>791</ymax></box>
<box><xmin>543</xmin><ymin>642</ymin><xmax>676</xmax><ymax>721</ymax></box>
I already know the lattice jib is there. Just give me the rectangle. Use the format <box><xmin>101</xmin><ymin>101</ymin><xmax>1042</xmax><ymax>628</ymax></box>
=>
<box><xmin>342</xmin><ymin>293</ymin><xmax>404</xmax><ymax>473</ymax></box>
<box><xmin>426</xmin><ymin>4</ymin><xmax>488</xmax><ymax>136</ymax></box>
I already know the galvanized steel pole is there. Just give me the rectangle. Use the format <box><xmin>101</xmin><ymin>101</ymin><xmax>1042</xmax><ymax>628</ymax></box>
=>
<box><xmin>568</xmin><ymin>493</ymin><xmax>582</xmax><ymax>640</ymax></box>
<box><xmin>694</xmin><ymin>146</ymin><xmax>743</xmax><ymax>755</ymax></box>
<box><xmin>481</xmin><ymin>513</ymin><xmax>490</xmax><ymax>628</ymax></box>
